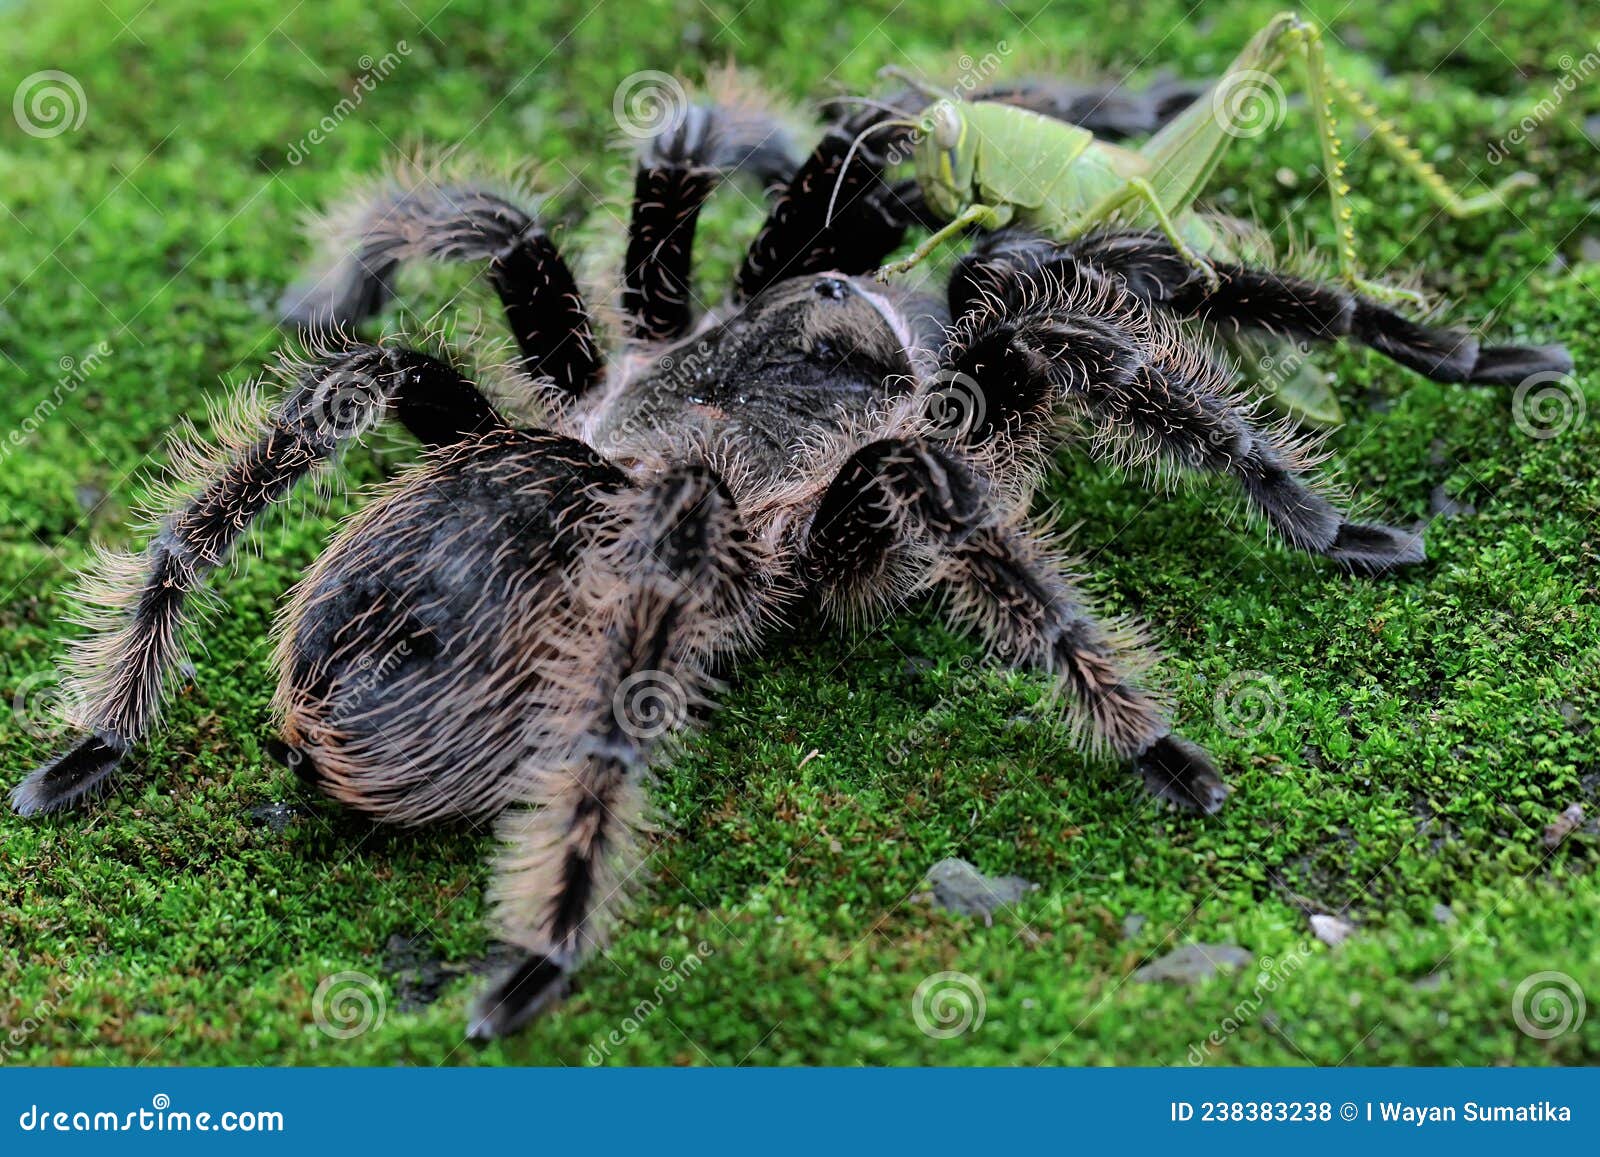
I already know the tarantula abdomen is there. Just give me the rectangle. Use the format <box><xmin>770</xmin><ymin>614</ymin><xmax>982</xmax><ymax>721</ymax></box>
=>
<box><xmin>276</xmin><ymin>428</ymin><xmax>626</xmax><ymax>826</ymax></box>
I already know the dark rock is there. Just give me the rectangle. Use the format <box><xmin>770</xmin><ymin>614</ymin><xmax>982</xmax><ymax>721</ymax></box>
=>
<box><xmin>923</xmin><ymin>858</ymin><xmax>1035</xmax><ymax>925</ymax></box>
<box><xmin>1428</xmin><ymin>484</ymin><xmax>1476</xmax><ymax>520</ymax></box>
<box><xmin>243</xmin><ymin>801</ymin><xmax>303</xmax><ymax>834</ymax></box>
<box><xmin>1133</xmin><ymin>942</ymin><xmax>1252</xmax><ymax>984</ymax></box>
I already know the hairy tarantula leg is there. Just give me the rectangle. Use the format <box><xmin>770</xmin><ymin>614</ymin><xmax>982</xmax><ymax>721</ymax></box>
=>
<box><xmin>470</xmin><ymin>465</ymin><xmax>765</xmax><ymax>1039</ymax></box>
<box><xmin>942</xmin><ymin>526</ymin><xmax>1227</xmax><ymax>813</ymax></box>
<box><xmin>735</xmin><ymin>108</ymin><xmax>912</xmax><ymax>302</ymax></box>
<box><xmin>802</xmin><ymin>438</ymin><xmax>1225</xmax><ymax>812</ymax></box>
<box><xmin>625</xmin><ymin>101</ymin><xmax>797</xmax><ymax>341</ymax></box>
<box><xmin>942</xmin><ymin>272</ymin><xmax>1425</xmax><ymax>575</ymax></box>
<box><xmin>281</xmin><ymin>184</ymin><xmax>603</xmax><ymax>398</ymax></box>
<box><xmin>12</xmin><ymin>344</ymin><xmax>488</xmax><ymax>817</ymax></box>
<box><xmin>1044</xmin><ymin>232</ymin><xmax>1575</xmax><ymax>385</ymax></box>
<box><xmin>953</xmin><ymin>231</ymin><xmax>1574</xmax><ymax>386</ymax></box>
<box><xmin>966</xmin><ymin>76</ymin><xmax>1205</xmax><ymax>141</ymax></box>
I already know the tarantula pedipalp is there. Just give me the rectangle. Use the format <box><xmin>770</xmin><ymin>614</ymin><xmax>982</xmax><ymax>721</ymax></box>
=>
<box><xmin>13</xmin><ymin>82</ymin><xmax>1567</xmax><ymax>1039</ymax></box>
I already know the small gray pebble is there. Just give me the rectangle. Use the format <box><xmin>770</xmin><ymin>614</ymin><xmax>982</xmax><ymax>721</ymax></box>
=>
<box><xmin>1428</xmin><ymin>484</ymin><xmax>1475</xmax><ymax>520</ymax></box>
<box><xmin>1133</xmin><ymin>943</ymin><xmax>1253</xmax><ymax>984</ymax></box>
<box><xmin>924</xmin><ymin>858</ymin><xmax>1035</xmax><ymax>924</ymax></box>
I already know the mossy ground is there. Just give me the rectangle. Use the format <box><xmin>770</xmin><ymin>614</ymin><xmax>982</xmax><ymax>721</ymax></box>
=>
<box><xmin>2</xmin><ymin>0</ymin><xmax>1598</xmax><ymax>1065</ymax></box>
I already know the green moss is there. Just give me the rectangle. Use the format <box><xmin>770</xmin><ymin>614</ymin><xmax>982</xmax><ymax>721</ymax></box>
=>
<box><xmin>2</xmin><ymin>0</ymin><xmax>1596</xmax><ymax>1065</ymax></box>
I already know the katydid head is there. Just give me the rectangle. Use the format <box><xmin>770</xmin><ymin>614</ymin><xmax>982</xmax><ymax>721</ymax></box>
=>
<box><xmin>914</xmin><ymin>100</ymin><xmax>978</xmax><ymax>219</ymax></box>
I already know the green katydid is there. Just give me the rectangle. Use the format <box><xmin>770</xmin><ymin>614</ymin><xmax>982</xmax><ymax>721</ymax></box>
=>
<box><xmin>876</xmin><ymin>10</ymin><xmax>1536</xmax><ymax>308</ymax></box>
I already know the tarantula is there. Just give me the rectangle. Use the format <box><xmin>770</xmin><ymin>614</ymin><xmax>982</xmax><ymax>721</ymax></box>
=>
<box><xmin>14</xmin><ymin>78</ymin><xmax>1570</xmax><ymax>1039</ymax></box>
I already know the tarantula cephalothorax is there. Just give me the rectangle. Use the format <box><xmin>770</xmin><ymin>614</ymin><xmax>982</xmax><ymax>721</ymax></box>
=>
<box><xmin>14</xmin><ymin>82</ymin><xmax>1570</xmax><ymax>1038</ymax></box>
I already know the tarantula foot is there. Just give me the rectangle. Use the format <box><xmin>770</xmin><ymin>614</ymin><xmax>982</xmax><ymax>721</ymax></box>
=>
<box><xmin>1136</xmin><ymin>734</ymin><xmax>1229</xmax><ymax>815</ymax></box>
<box><xmin>467</xmin><ymin>953</ymin><xmax>572</xmax><ymax>1040</ymax></box>
<box><xmin>1470</xmin><ymin>342</ymin><xmax>1574</xmax><ymax>385</ymax></box>
<box><xmin>1326</xmin><ymin>522</ymin><xmax>1426</xmax><ymax>576</ymax></box>
<box><xmin>12</xmin><ymin>733</ymin><xmax>128</xmax><ymax>817</ymax></box>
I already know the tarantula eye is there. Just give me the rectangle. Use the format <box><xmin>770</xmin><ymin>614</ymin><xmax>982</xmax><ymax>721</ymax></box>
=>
<box><xmin>813</xmin><ymin>277</ymin><xmax>850</xmax><ymax>301</ymax></box>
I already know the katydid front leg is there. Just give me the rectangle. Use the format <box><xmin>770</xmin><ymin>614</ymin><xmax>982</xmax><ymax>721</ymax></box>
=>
<box><xmin>876</xmin><ymin>203</ymin><xmax>1013</xmax><ymax>279</ymax></box>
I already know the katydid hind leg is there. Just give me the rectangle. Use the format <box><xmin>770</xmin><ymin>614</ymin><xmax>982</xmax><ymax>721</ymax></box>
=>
<box><xmin>1134</xmin><ymin>12</ymin><xmax>1303</xmax><ymax>216</ymax></box>
<box><xmin>1137</xmin><ymin>12</ymin><xmax>1533</xmax><ymax>304</ymax></box>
